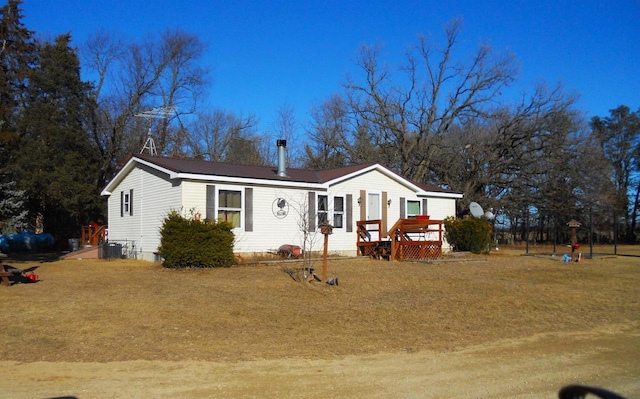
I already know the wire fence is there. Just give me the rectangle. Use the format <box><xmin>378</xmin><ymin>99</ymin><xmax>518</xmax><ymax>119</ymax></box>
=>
<box><xmin>497</xmin><ymin>242</ymin><xmax>639</xmax><ymax>259</ymax></box>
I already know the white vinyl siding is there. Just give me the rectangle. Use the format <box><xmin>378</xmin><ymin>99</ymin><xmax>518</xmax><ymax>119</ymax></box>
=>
<box><xmin>104</xmin><ymin>160</ymin><xmax>460</xmax><ymax>259</ymax></box>
<box><xmin>107</xmin><ymin>164</ymin><xmax>181</xmax><ymax>260</ymax></box>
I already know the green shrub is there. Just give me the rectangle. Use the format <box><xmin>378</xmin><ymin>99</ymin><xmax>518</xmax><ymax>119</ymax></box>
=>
<box><xmin>158</xmin><ymin>210</ymin><xmax>236</xmax><ymax>268</ymax></box>
<box><xmin>444</xmin><ymin>216</ymin><xmax>492</xmax><ymax>254</ymax></box>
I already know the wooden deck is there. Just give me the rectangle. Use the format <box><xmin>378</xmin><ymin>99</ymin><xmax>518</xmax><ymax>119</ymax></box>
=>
<box><xmin>357</xmin><ymin>220</ymin><xmax>391</xmax><ymax>259</ymax></box>
<box><xmin>356</xmin><ymin>218</ymin><xmax>443</xmax><ymax>261</ymax></box>
<box><xmin>81</xmin><ymin>224</ymin><xmax>107</xmax><ymax>247</ymax></box>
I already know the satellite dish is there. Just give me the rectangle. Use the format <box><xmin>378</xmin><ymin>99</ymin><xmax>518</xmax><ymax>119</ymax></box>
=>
<box><xmin>469</xmin><ymin>202</ymin><xmax>484</xmax><ymax>218</ymax></box>
<box><xmin>484</xmin><ymin>210</ymin><xmax>495</xmax><ymax>220</ymax></box>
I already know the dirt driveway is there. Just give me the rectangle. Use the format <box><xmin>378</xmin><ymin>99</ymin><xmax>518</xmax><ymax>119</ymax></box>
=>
<box><xmin>3</xmin><ymin>323</ymin><xmax>639</xmax><ymax>398</ymax></box>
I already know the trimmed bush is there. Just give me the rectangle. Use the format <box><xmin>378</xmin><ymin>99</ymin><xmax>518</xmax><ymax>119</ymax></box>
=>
<box><xmin>444</xmin><ymin>216</ymin><xmax>492</xmax><ymax>254</ymax></box>
<box><xmin>158</xmin><ymin>210</ymin><xmax>236</xmax><ymax>268</ymax></box>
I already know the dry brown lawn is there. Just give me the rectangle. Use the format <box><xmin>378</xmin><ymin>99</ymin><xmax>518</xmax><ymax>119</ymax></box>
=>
<box><xmin>0</xmin><ymin>247</ymin><xmax>639</xmax><ymax>398</ymax></box>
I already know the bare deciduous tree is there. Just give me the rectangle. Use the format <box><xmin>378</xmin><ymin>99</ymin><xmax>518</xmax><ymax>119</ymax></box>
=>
<box><xmin>82</xmin><ymin>29</ymin><xmax>207</xmax><ymax>187</ymax></box>
<box><xmin>304</xmin><ymin>95</ymin><xmax>351</xmax><ymax>169</ymax></box>
<box><xmin>591</xmin><ymin>105</ymin><xmax>640</xmax><ymax>241</ymax></box>
<box><xmin>436</xmin><ymin>83</ymin><xmax>580</xmax><ymax>203</ymax></box>
<box><xmin>185</xmin><ymin>108</ymin><xmax>262</xmax><ymax>164</ymax></box>
<box><xmin>261</xmin><ymin>103</ymin><xmax>304</xmax><ymax>168</ymax></box>
<box><xmin>345</xmin><ymin>19</ymin><xmax>518</xmax><ymax>181</ymax></box>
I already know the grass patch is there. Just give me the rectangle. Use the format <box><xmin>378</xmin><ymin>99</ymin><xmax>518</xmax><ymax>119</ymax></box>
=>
<box><xmin>0</xmin><ymin>251</ymin><xmax>638</xmax><ymax>362</ymax></box>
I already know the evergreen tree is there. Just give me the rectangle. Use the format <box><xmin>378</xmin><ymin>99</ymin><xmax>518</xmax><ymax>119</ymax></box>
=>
<box><xmin>0</xmin><ymin>175</ymin><xmax>28</xmax><ymax>234</ymax></box>
<box><xmin>0</xmin><ymin>0</ymin><xmax>36</xmax><ymax>238</ymax></box>
<box><xmin>10</xmin><ymin>33</ymin><xmax>101</xmax><ymax>241</ymax></box>
<box><xmin>0</xmin><ymin>0</ymin><xmax>37</xmax><ymax>165</ymax></box>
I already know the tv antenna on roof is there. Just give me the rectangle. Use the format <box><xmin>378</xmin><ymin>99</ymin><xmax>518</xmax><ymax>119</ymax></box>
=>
<box><xmin>134</xmin><ymin>106</ymin><xmax>176</xmax><ymax>156</ymax></box>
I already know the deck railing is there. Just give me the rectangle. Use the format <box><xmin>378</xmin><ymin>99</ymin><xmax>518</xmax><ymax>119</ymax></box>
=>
<box><xmin>81</xmin><ymin>224</ymin><xmax>107</xmax><ymax>247</ymax></box>
<box><xmin>356</xmin><ymin>220</ymin><xmax>391</xmax><ymax>259</ymax></box>
<box><xmin>356</xmin><ymin>218</ymin><xmax>443</xmax><ymax>261</ymax></box>
<box><xmin>388</xmin><ymin>218</ymin><xmax>443</xmax><ymax>261</ymax></box>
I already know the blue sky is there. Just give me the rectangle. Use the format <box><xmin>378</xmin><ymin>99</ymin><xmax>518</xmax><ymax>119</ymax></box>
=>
<box><xmin>21</xmin><ymin>0</ymin><xmax>640</xmax><ymax>133</ymax></box>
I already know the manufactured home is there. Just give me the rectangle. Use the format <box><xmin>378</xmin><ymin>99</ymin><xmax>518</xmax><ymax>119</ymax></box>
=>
<box><xmin>100</xmin><ymin>142</ymin><xmax>463</xmax><ymax>261</ymax></box>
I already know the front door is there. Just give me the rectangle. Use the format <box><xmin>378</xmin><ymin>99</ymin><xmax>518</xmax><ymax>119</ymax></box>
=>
<box><xmin>367</xmin><ymin>192</ymin><xmax>380</xmax><ymax>220</ymax></box>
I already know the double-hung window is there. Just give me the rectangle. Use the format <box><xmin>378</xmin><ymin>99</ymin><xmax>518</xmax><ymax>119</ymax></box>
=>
<box><xmin>333</xmin><ymin>196</ymin><xmax>344</xmax><ymax>228</ymax></box>
<box><xmin>218</xmin><ymin>189</ymin><xmax>242</xmax><ymax>228</ymax></box>
<box><xmin>124</xmin><ymin>193</ymin><xmax>130</xmax><ymax>213</ymax></box>
<box><xmin>120</xmin><ymin>189</ymin><xmax>133</xmax><ymax>217</ymax></box>
<box><xmin>316</xmin><ymin>195</ymin><xmax>345</xmax><ymax>228</ymax></box>
<box><xmin>317</xmin><ymin>195</ymin><xmax>329</xmax><ymax>226</ymax></box>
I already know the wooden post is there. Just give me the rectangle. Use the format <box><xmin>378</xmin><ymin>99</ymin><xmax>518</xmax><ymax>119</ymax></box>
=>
<box><xmin>319</xmin><ymin>224</ymin><xmax>333</xmax><ymax>281</ymax></box>
<box><xmin>322</xmin><ymin>233</ymin><xmax>328</xmax><ymax>281</ymax></box>
<box><xmin>571</xmin><ymin>226</ymin><xmax>577</xmax><ymax>259</ymax></box>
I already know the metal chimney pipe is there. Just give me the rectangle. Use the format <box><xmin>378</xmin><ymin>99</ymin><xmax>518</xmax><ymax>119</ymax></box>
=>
<box><xmin>276</xmin><ymin>139</ymin><xmax>287</xmax><ymax>177</ymax></box>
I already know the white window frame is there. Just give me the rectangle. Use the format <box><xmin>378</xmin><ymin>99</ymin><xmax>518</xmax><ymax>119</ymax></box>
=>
<box><xmin>315</xmin><ymin>194</ymin><xmax>346</xmax><ymax>229</ymax></box>
<box><xmin>217</xmin><ymin>187</ymin><xmax>243</xmax><ymax>230</ymax></box>
<box><xmin>332</xmin><ymin>195</ymin><xmax>345</xmax><ymax>229</ymax></box>
<box><xmin>123</xmin><ymin>193</ymin><xmax>130</xmax><ymax>214</ymax></box>
<box><xmin>317</xmin><ymin>194</ymin><xmax>329</xmax><ymax>226</ymax></box>
<box><xmin>407</xmin><ymin>199</ymin><xmax>421</xmax><ymax>219</ymax></box>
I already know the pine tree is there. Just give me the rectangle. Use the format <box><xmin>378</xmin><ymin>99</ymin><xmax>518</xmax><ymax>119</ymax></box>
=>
<box><xmin>0</xmin><ymin>175</ymin><xmax>28</xmax><ymax>234</ymax></box>
<box><xmin>0</xmin><ymin>0</ymin><xmax>37</xmax><ymax>167</ymax></box>
<box><xmin>0</xmin><ymin>0</ymin><xmax>36</xmax><ymax>237</ymax></box>
<box><xmin>10</xmin><ymin>34</ymin><xmax>102</xmax><ymax>241</ymax></box>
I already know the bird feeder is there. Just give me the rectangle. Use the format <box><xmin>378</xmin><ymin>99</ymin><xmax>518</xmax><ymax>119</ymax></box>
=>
<box><xmin>320</xmin><ymin>223</ymin><xmax>333</xmax><ymax>235</ymax></box>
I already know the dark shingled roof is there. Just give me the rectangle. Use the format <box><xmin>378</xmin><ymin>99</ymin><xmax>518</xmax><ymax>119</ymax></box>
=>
<box><xmin>134</xmin><ymin>154</ymin><xmax>459</xmax><ymax>194</ymax></box>
<box><xmin>135</xmin><ymin>154</ymin><xmax>375</xmax><ymax>184</ymax></box>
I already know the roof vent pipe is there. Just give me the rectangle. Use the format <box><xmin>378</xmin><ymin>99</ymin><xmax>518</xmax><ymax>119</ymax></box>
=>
<box><xmin>276</xmin><ymin>139</ymin><xmax>287</xmax><ymax>177</ymax></box>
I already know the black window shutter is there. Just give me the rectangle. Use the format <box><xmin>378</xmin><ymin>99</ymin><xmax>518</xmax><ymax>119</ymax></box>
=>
<box><xmin>129</xmin><ymin>189</ymin><xmax>133</xmax><ymax>216</ymax></box>
<box><xmin>308</xmin><ymin>192</ymin><xmax>316</xmax><ymax>231</ymax></box>
<box><xmin>245</xmin><ymin>188</ymin><xmax>253</xmax><ymax>232</ymax></box>
<box><xmin>422</xmin><ymin>199</ymin><xmax>428</xmax><ymax>215</ymax></box>
<box><xmin>206</xmin><ymin>185</ymin><xmax>216</xmax><ymax>221</ymax></box>
<box><xmin>400</xmin><ymin>197</ymin><xmax>406</xmax><ymax>219</ymax></box>
<box><xmin>346</xmin><ymin>194</ymin><xmax>353</xmax><ymax>232</ymax></box>
<box><xmin>120</xmin><ymin>191</ymin><xmax>124</xmax><ymax>217</ymax></box>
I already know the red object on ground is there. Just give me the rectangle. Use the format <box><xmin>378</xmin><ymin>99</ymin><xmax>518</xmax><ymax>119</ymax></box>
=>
<box><xmin>278</xmin><ymin>244</ymin><xmax>302</xmax><ymax>259</ymax></box>
<box><xmin>25</xmin><ymin>272</ymin><xmax>38</xmax><ymax>282</ymax></box>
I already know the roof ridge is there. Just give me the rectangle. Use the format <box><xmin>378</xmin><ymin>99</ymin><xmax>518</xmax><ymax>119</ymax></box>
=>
<box><xmin>133</xmin><ymin>154</ymin><xmax>461</xmax><ymax>194</ymax></box>
<box><xmin>136</xmin><ymin>153</ymin><xmax>273</xmax><ymax>168</ymax></box>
